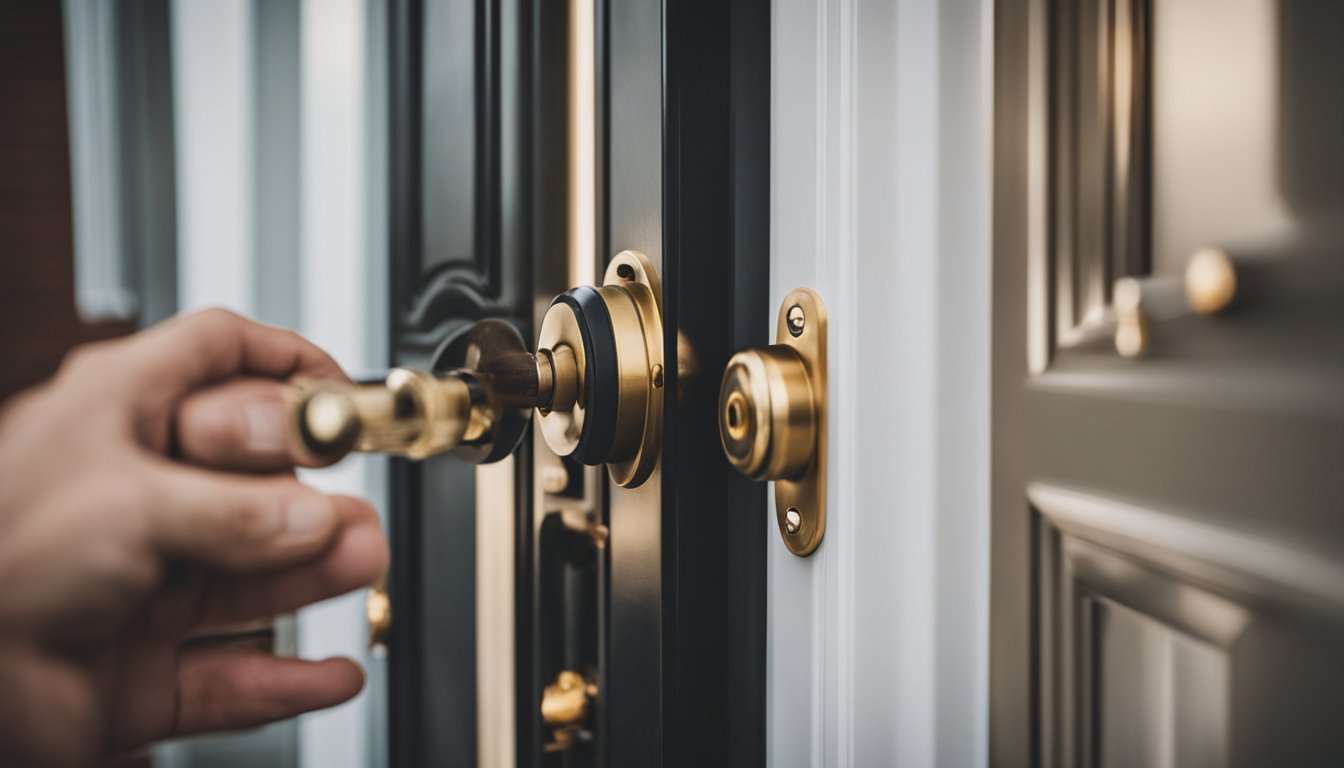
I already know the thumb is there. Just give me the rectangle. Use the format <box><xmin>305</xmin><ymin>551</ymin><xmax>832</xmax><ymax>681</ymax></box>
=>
<box><xmin>144</xmin><ymin>464</ymin><xmax>341</xmax><ymax>572</ymax></box>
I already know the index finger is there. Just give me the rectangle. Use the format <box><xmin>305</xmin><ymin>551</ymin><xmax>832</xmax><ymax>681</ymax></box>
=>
<box><xmin>127</xmin><ymin>308</ymin><xmax>347</xmax><ymax>401</ymax></box>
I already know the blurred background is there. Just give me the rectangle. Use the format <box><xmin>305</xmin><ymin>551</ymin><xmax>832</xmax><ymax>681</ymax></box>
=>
<box><xmin>4</xmin><ymin>0</ymin><xmax>1342</xmax><ymax>766</ymax></box>
<box><xmin>1</xmin><ymin>1</ymin><xmax>386</xmax><ymax>765</ymax></box>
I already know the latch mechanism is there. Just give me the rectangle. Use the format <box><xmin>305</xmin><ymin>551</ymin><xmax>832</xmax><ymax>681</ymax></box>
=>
<box><xmin>290</xmin><ymin>251</ymin><xmax>664</xmax><ymax>488</ymax></box>
<box><xmin>718</xmin><ymin>288</ymin><xmax>828</xmax><ymax>556</ymax></box>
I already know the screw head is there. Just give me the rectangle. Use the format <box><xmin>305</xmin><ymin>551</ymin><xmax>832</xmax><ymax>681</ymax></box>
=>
<box><xmin>784</xmin><ymin>507</ymin><xmax>802</xmax><ymax>534</ymax></box>
<box><xmin>786</xmin><ymin>305</ymin><xmax>806</xmax><ymax>337</ymax></box>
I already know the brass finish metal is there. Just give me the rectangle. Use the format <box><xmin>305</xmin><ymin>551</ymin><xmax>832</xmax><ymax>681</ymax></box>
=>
<box><xmin>540</xmin><ymin>669</ymin><xmax>597</xmax><ymax>752</ymax></box>
<box><xmin>540</xmin><ymin>670</ymin><xmax>594</xmax><ymax>724</ymax></box>
<box><xmin>718</xmin><ymin>288</ymin><xmax>828</xmax><ymax>556</ymax></box>
<box><xmin>366</xmin><ymin>579</ymin><xmax>391</xmax><ymax>652</ymax></box>
<box><xmin>535</xmin><ymin>305</ymin><xmax>589</xmax><ymax>455</ymax></box>
<box><xmin>294</xmin><ymin>369</ymin><xmax>478</xmax><ymax>462</ymax></box>
<box><xmin>533</xmin><ymin>249</ymin><xmax>664</xmax><ymax>488</ymax></box>
<box><xmin>1113</xmin><ymin>247</ymin><xmax>1238</xmax><ymax>358</ymax></box>
<box><xmin>1184</xmin><ymin>247</ymin><xmax>1237</xmax><ymax>315</ymax></box>
<box><xmin>599</xmin><ymin>250</ymin><xmax>663</xmax><ymax>487</ymax></box>
<box><xmin>286</xmin><ymin>253</ymin><xmax>664</xmax><ymax>484</ymax></box>
<box><xmin>292</xmin><ymin>320</ymin><xmax>536</xmax><ymax>463</ymax></box>
<box><xmin>719</xmin><ymin>347</ymin><xmax>815</xmax><ymax>480</ymax></box>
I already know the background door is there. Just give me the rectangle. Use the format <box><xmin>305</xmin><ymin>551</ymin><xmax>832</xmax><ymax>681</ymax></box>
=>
<box><xmin>992</xmin><ymin>1</ymin><xmax>1344</xmax><ymax>765</ymax></box>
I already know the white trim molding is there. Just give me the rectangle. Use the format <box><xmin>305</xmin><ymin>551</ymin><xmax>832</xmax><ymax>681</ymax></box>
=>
<box><xmin>770</xmin><ymin>0</ymin><xmax>991</xmax><ymax>764</ymax></box>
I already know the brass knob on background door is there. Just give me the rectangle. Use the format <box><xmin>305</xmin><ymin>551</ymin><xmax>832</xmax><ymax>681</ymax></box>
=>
<box><xmin>289</xmin><ymin>250</ymin><xmax>664</xmax><ymax>488</ymax></box>
<box><xmin>1114</xmin><ymin>248</ymin><xmax>1238</xmax><ymax>358</ymax></box>
<box><xmin>718</xmin><ymin>288</ymin><xmax>827</xmax><ymax>557</ymax></box>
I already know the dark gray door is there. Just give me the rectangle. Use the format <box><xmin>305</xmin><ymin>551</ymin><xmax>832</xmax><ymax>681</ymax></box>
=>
<box><xmin>594</xmin><ymin>0</ymin><xmax>769</xmax><ymax>764</ymax></box>
<box><xmin>992</xmin><ymin>1</ymin><xmax>1344</xmax><ymax>766</ymax></box>
<box><xmin>384</xmin><ymin>0</ymin><xmax>558</xmax><ymax>763</ymax></box>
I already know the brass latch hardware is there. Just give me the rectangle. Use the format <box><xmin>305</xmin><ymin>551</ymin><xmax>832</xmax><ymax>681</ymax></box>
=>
<box><xmin>718</xmin><ymin>288</ymin><xmax>827</xmax><ymax>556</ymax></box>
<box><xmin>540</xmin><ymin>669</ymin><xmax>597</xmax><ymax>752</ymax></box>
<box><xmin>290</xmin><ymin>251</ymin><xmax>664</xmax><ymax>488</ymax></box>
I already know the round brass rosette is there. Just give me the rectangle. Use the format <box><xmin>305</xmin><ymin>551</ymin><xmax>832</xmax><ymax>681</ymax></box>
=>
<box><xmin>535</xmin><ymin>250</ymin><xmax>664</xmax><ymax>488</ymax></box>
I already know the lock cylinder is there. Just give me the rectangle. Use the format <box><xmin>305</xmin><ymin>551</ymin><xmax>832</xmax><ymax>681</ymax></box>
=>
<box><xmin>717</xmin><ymin>288</ymin><xmax>828</xmax><ymax>557</ymax></box>
<box><xmin>533</xmin><ymin>251</ymin><xmax>664</xmax><ymax>488</ymax></box>
<box><xmin>718</xmin><ymin>346</ymin><xmax>816</xmax><ymax>480</ymax></box>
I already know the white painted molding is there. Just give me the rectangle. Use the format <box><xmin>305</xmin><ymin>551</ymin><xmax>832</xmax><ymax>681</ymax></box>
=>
<box><xmin>770</xmin><ymin>0</ymin><xmax>990</xmax><ymax>765</ymax></box>
<box><xmin>1031</xmin><ymin>483</ymin><xmax>1344</xmax><ymax>618</ymax></box>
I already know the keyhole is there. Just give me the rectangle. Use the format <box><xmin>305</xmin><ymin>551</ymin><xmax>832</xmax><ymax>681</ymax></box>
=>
<box><xmin>723</xmin><ymin>390</ymin><xmax>750</xmax><ymax>442</ymax></box>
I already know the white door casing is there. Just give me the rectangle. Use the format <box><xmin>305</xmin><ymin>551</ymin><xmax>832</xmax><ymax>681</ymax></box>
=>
<box><xmin>769</xmin><ymin>0</ymin><xmax>991</xmax><ymax>764</ymax></box>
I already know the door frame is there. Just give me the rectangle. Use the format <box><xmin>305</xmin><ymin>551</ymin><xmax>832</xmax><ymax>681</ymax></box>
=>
<box><xmin>599</xmin><ymin>0</ymin><xmax>771</xmax><ymax>763</ymax></box>
<box><xmin>768</xmin><ymin>0</ymin><xmax>992</xmax><ymax>764</ymax></box>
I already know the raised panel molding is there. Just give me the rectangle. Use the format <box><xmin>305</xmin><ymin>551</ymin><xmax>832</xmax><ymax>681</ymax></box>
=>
<box><xmin>389</xmin><ymin>0</ymin><xmax>529</xmax><ymax>358</ymax></box>
<box><xmin>1031</xmin><ymin>483</ymin><xmax>1344</xmax><ymax>767</ymax></box>
<box><xmin>1029</xmin><ymin>483</ymin><xmax>1344</xmax><ymax>617</ymax></box>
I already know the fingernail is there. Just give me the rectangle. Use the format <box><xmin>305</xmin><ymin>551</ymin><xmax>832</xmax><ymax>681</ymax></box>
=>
<box><xmin>281</xmin><ymin>495</ymin><xmax>333</xmax><ymax>545</ymax></box>
<box><xmin>244</xmin><ymin>400</ymin><xmax>288</xmax><ymax>454</ymax></box>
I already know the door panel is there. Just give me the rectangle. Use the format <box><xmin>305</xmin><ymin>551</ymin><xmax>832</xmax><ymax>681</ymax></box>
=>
<box><xmin>992</xmin><ymin>1</ymin><xmax>1344</xmax><ymax>766</ymax></box>
<box><xmin>385</xmin><ymin>0</ymin><xmax>547</xmax><ymax>763</ymax></box>
<box><xmin>382</xmin><ymin>0</ymin><xmax>770</xmax><ymax>764</ymax></box>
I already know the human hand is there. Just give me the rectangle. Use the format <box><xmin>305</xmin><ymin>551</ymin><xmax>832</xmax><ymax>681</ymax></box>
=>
<box><xmin>0</xmin><ymin>309</ymin><xmax>388</xmax><ymax>766</ymax></box>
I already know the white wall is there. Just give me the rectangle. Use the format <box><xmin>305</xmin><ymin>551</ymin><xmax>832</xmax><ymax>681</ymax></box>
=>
<box><xmin>769</xmin><ymin>0</ymin><xmax>992</xmax><ymax>765</ymax></box>
<box><xmin>167</xmin><ymin>1</ymin><xmax>385</xmax><ymax>766</ymax></box>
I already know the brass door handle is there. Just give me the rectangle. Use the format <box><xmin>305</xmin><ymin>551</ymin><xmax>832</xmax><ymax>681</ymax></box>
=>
<box><xmin>1114</xmin><ymin>247</ymin><xmax>1238</xmax><ymax>358</ymax></box>
<box><xmin>718</xmin><ymin>289</ymin><xmax>827</xmax><ymax>556</ymax></box>
<box><xmin>291</xmin><ymin>251</ymin><xmax>664</xmax><ymax>488</ymax></box>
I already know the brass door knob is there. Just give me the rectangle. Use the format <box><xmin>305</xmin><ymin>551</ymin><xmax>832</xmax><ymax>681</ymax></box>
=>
<box><xmin>718</xmin><ymin>288</ymin><xmax>827</xmax><ymax>557</ymax></box>
<box><xmin>290</xmin><ymin>251</ymin><xmax>664</xmax><ymax>488</ymax></box>
<box><xmin>1114</xmin><ymin>248</ymin><xmax>1238</xmax><ymax>357</ymax></box>
<box><xmin>719</xmin><ymin>347</ymin><xmax>815</xmax><ymax>480</ymax></box>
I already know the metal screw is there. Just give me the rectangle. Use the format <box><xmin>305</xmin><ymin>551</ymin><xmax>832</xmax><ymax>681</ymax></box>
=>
<box><xmin>784</xmin><ymin>507</ymin><xmax>802</xmax><ymax>534</ymax></box>
<box><xmin>786</xmin><ymin>305</ymin><xmax>806</xmax><ymax>337</ymax></box>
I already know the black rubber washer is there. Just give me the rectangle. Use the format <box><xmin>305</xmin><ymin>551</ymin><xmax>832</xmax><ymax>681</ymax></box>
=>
<box><xmin>554</xmin><ymin>286</ymin><xmax>619</xmax><ymax>465</ymax></box>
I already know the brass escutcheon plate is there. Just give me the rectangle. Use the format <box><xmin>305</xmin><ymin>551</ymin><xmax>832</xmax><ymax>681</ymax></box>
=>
<box><xmin>601</xmin><ymin>250</ymin><xmax>664</xmax><ymax>488</ymax></box>
<box><xmin>773</xmin><ymin>288</ymin><xmax>826</xmax><ymax>556</ymax></box>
